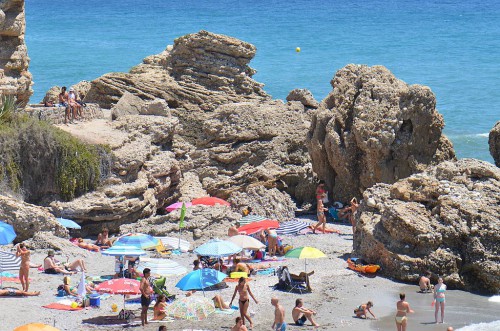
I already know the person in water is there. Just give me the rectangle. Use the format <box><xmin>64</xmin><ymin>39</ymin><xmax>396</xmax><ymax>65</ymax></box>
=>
<box><xmin>354</xmin><ymin>301</ymin><xmax>376</xmax><ymax>319</ymax></box>
<box><xmin>230</xmin><ymin>277</ymin><xmax>258</xmax><ymax>329</ymax></box>
<box><xmin>16</xmin><ymin>243</ymin><xmax>31</xmax><ymax>292</ymax></box>
<box><xmin>395</xmin><ymin>293</ymin><xmax>414</xmax><ymax>331</ymax></box>
<box><xmin>433</xmin><ymin>277</ymin><xmax>447</xmax><ymax>323</ymax></box>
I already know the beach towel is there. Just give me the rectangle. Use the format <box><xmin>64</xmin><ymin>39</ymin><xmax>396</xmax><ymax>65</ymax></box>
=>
<box><xmin>223</xmin><ymin>277</ymin><xmax>253</xmax><ymax>282</ymax></box>
<box><xmin>276</xmin><ymin>219</ymin><xmax>310</xmax><ymax>235</ymax></box>
<box><xmin>256</xmin><ymin>268</ymin><xmax>276</xmax><ymax>276</ymax></box>
<box><xmin>43</xmin><ymin>303</ymin><xmax>83</xmax><ymax>311</ymax></box>
<box><xmin>215</xmin><ymin>308</ymin><xmax>235</xmax><ymax>315</ymax></box>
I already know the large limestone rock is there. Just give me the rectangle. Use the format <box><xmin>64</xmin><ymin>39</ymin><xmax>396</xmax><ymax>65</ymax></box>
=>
<box><xmin>111</xmin><ymin>91</ymin><xmax>143</xmax><ymax>120</ymax></box>
<box><xmin>286</xmin><ymin>88</ymin><xmax>319</xmax><ymax>109</ymax></box>
<box><xmin>175</xmin><ymin>100</ymin><xmax>316</xmax><ymax>205</ymax></box>
<box><xmin>307</xmin><ymin>64</ymin><xmax>456</xmax><ymax>201</ymax></box>
<box><xmin>0</xmin><ymin>194</ymin><xmax>68</xmax><ymax>242</ymax></box>
<box><xmin>489</xmin><ymin>121</ymin><xmax>500</xmax><ymax>167</ymax></box>
<box><xmin>85</xmin><ymin>30</ymin><xmax>269</xmax><ymax>110</ymax></box>
<box><xmin>0</xmin><ymin>0</ymin><xmax>32</xmax><ymax>105</ymax></box>
<box><xmin>50</xmin><ymin>115</ymin><xmax>181</xmax><ymax>234</ymax></box>
<box><xmin>120</xmin><ymin>205</ymin><xmax>240</xmax><ymax>241</ymax></box>
<box><xmin>354</xmin><ymin>159</ymin><xmax>500</xmax><ymax>294</ymax></box>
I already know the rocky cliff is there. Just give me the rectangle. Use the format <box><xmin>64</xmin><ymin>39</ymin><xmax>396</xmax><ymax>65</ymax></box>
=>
<box><xmin>353</xmin><ymin>159</ymin><xmax>500</xmax><ymax>294</ymax></box>
<box><xmin>84</xmin><ymin>30</ymin><xmax>269</xmax><ymax>111</ymax></box>
<box><xmin>307</xmin><ymin>64</ymin><xmax>456</xmax><ymax>201</ymax></box>
<box><xmin>489</xmin><ymin>121</ymin><xmax>500</xmax><ymax>167</ymax></box>
<box><xmin>0</xmin><ymin>0</ymin><xmax>32</xmax><ymax>105</ymax></box>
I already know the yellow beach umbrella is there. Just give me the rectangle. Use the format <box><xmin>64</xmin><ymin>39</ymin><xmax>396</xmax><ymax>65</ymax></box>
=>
<box><xmin>14</xmin><ymin>323</ymin><xmax>61</xmax><ymax>331</ymax></box>
<box><xmin>285</xmin><ymin>246</ymin><xmax>326</xmax><ymax>272</ymax></box>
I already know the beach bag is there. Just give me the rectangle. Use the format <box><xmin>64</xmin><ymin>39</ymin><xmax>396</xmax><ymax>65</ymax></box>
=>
<box><xmin>118</xmin><ymin>309</ymin><xmax>135</xmax><ymax>321</ymax></box>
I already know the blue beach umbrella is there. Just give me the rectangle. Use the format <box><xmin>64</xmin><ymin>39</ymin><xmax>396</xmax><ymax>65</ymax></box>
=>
<box><xmin>56</xmin><ymin>217</ymin><xmax>81</xmax><ymax>229</ymax></box>
<box><xmin>0</xmin><ymin>221</ymin><xmax>16</xmax><ymax>245</ymax></box>
<box><xmin>114</xmin><ymin>233</ymin><xmax>159</xmax><ymax>250</ymax></box>
<box><xmin>101</xmin><ymin>245</ymin><xmax>147</xmax><ymax>257</ymax></box>
<box><xmin>193</xmin><ymin>238</ymin><xmax>242</xmax><ymax>258</ymax></box>
<box><xmin>175</xmin><ymin>268</ymin><xmax>227</xmax><ymax>291</ymax></box>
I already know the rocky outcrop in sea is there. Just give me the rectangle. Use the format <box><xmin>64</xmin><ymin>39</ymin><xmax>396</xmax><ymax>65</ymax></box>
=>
<box><xmin>489</xmin><ymin>121</ymin><xmax>500</xmax><ymax>167</ymax></box>
<box><xmin>307</xmin><ymin>64</ymin><xmax>456</xmax><ymax>201</ymax></box>
<box><xmin>353</xmin><ymin>158</ymin><xmax>500</xmax><ymax>294</ymax></box>
<box><xmin>0</xmin><ymin>0</ymin><xmax>32</xmax><ymax>105</ymax></box>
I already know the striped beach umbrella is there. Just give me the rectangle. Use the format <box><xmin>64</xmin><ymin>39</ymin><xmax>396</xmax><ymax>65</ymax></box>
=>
<box><xmin>114</xmin><ymin>233</ymin><xmax>159</xmax><ymax>250</ymax></box>
<box><xmin>238</xmin><ymin>214</ymin><xmax>268</xmax><ymax>226</ymax></box>
<box><xmin>137</xmin><ymin>258</ymin><xmax>187</xmax><ymax>276</ymax></box>
<box><xmin>276</xmin><ymin>219</ymin><xmax>311</xmax><ymax>235</ymax></box>
<box><xmin>193</xmin><ymin>239</ymin><xmax>242</xmax><ymax>257</ymax></box>
<box><xmin>101</xmin><ymin>245</ymin><xmax>147</xmax><ymax>257</ymax></box>
<box><xmin>0</xmin><ymin>250</ymin><xmax>21</xmax><ymax>288</ymax></box>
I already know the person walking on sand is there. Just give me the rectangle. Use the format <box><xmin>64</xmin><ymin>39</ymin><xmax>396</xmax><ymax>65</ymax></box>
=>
<box><xmin>16</xmin><ymin>243</ymin><xmax>31</xmax><ymax>292</ymax></box>
<box><xmin>313</xmin><ymin>193</ymin><xmax>328</xmax><ymax>234</ymax></box>
<box><xmin>272</xmin><ymin>297</ymin><xmax>286</xmax><ymax>331</ymax></box>
<box><xmin>434</xmin><ymin>277</ymin><xmax>447</xmax><ymax>323</ymax></box>
<box><xmin>231</xmin><ymin>317</ymin><xmax>248</xmax><ymax>331</ymax></box>
<box><xmin>354</xmin><ymin>301</ymin><xmax>376</xmax><ymax>320</ymax></box>
<box><xmin>230</xmin><ymin>277</ymin><xmax>258</xmax><ymax>329</ymax></box>
<box><xmin>395</xmin><ymin>293</ymin><xmax>414</xmax><ymax>331</ymax></box>
<box><xmin>293</xmin><ymin>298</ymin><xmax>320</xmax><ymax>326</ymax></box>
<box><xmin>140</xmin><ymin>268</ymin><xmax>153</xmax><ymax>326</ymax></box>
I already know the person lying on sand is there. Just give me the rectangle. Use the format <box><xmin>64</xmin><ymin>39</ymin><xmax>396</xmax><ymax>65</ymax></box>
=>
<box><xmin>77</xmin><ymin>238</ymin><xmax>100</xmax><ymax>252</ymax></box>
<box><xmin>213</xmin><ymin>294</ymin><xmax>230</xmax><ymax>309</ymax></box>
<box><xmin>0</xmin><ymin>289</ymin><xmax>40</xmax><ymax>296</ymax></box>
<box><xmin>354</xmin><ymin>301</ymin><xmax>376</xmax><ymax>319</ymax></box>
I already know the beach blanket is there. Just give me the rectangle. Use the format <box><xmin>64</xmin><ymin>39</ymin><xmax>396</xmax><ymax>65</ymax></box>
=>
<box><xmin>276</xmin><ymin>219</ymin><xmax>310</xmax><ymax>235</ymax></box>
<box><xmin>43</xmin><ymin>303</ymin><xmax>83</xmax><ymax>311</ymax></box>
<box><xmin>215</xmin><ymin>308</ymin><xmax>235</xmax><ymax>315</ymax></box>
<box><xmin>0</xmin><ymin>251</ymin><xmax>21</xmax><ymax>273</ymax></box>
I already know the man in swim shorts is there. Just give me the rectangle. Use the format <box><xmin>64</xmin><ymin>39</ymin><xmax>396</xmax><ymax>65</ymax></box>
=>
<box><xmin>292</xmin><ymin>298</ymin><xmax>320</xmax><ymax>326</ymax></box>
<box><xmin>140</xmin><ymin>268</ymin><xmax>152</xmax><ymax>326</ymax></box>
<box><xmin>272</xmin><ymin>297</ymin><xmax>286</xmax><ymax>331</ymax></box>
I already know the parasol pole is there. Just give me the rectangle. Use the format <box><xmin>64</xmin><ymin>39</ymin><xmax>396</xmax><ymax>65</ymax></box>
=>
<box><xmin>178</xmin><ymin>203</ymin><xmax>186</xmax><ymax>251</ymax></box>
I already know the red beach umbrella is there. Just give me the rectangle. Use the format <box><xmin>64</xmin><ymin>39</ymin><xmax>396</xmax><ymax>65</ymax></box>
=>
<box><xmin>237</xmin><ymin>220</ymin><xmax>280</xmax><ymax>235</ymax></box>
<box><xmin>95</xmin><ymin>278</ymin><xmax>141</xmax><ymax>295</ymax></box>
<box><xmin>191</xmin><ymin>197</ymin><xmax>230</xmax><ymax>207</ymax></box>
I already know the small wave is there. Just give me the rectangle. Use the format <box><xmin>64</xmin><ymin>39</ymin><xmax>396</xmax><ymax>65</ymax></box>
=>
<box><xmin>488</xmin><ymin>295</ymin><xmax>500</xmax><ymax>303</ymax></box>
<box><xmin>448</xmin><ymin>133</ymin><xmax>489</xmax><ymax>139</ymax></box>
<box><xmin>456</xmin><ymin>320</ymin><xmax>500</xmax><ymax>331</ymax></box>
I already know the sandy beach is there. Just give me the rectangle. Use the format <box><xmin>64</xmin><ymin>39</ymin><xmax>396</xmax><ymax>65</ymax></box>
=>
<box><xmin>1</xmin><ymin>221</ymin><xmax>498</xmax><ymax>331</ymax></box>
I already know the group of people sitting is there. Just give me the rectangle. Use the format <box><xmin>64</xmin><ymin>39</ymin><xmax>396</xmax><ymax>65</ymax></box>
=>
<box><xmin>52</xmin><ymin>86</ymin><xmax>86</xmax><ymax>124</ymax></box>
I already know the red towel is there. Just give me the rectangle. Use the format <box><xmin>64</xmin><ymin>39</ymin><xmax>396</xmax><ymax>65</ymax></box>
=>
<box><xmin>43</xmin><ymin>303</ymin><xmax>83</xmax><ymax>311</ymax></box>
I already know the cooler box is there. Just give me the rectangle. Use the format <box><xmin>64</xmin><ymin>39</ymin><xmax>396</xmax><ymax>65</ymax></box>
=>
<box><xmin>89</xmin><ymin>294</ymin><xmax>100</xmax><ymax>307</ymax></box>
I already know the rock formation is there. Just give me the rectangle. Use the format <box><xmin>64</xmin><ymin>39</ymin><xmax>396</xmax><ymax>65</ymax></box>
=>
<box><xmin>0</xmin><ymin>0</ymin><xmax>32</xmax><ymax>105</ymax></box>
<box><xmin>354</xmin><ymin>159</ymin><xmax>500</xmax><ymax>294</ymax></box>
<box><xmin>489</xmin><ymin>121</ymin><xmax>500</xmax><ymax>167</ymax></box>
<box><xmin>286</xmin><ymin>88</ymin><xmax>319</xmax><ymax>109</ymax></box>
<box><xmin>50</xmin><ymin>114</ymin><xmax>181</xmax><ymax>234</ymax></box>
<box><xmin>85</xmin><ymin>30</ymin><xmax>270</xmax><ymax>110</ymax></box>
<box><xmin>307</xmin><ymin>64</ymin><xmax>456</xmax><ymax>201</ymax></box>
<box><xmin>0</xmin><ymin>194</ymin><xmax>68</xmax><ymax>242</ymax></box>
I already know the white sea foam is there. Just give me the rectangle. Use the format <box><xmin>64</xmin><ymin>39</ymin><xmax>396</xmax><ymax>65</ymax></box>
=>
<box><xmin>488</xmin><ymin>295</ymin><xmax>500</xmax><ymax>303</ymax></box>
<box><xmin>456</xmin><ymin>320</ymin><xmax>500</xmax><ymax>331</ymax></box>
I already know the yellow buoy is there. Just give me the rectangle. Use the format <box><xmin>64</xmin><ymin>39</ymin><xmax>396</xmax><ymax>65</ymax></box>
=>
<box><xmin>296</xmin><ymin>47</ymin><xmax>301</xmax><ymax>53</ymax></box>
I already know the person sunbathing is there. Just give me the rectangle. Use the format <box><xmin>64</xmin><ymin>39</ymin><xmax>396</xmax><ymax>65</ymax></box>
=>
<box><xmin>77</xmin><ymin>238</ymin><xmax>100</xmax><ymax>252</ymax></box>
<box><xmin>43</xmin><ymin>251</ymin><xmax>75</xmax><ymax>275</ymax></box>
<box><xmin>95</xmin><ymin>227</ymin><xmax>112</xmax><ymax>249</ymax></box>
<box><xmin>287</xmin><ymin>267</ymin><xmax>314</xmax><ymax>291</ymax></box>
<box><xmin>0</xmin><ymin>289</ymin><xmax>40</xmax><ymax>297</ymax></box>
<box><xmin>213</xmin><ymin>294</ymin><xmax>230</xmax><ymax>309</ymax></box>
<box><xmin>62</xmin><ymin>276</ymin><xmax>78</xmax><ymax>296</ymax></box>
<box><xmin>152</xmin><ymin>294</ymin><xmax>168</xmax><ymax>320</ymax></box>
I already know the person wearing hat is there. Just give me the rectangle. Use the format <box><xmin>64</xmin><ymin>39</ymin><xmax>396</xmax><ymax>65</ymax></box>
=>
<box><xmin>43</xmin><ymin>250</ymin><xmax>74</xmax><ymax>274</ymax></box>
<box><xmin>68</xmin><ymin>87</ymin><xmax>82</xmax><ymax>121</ymax></box>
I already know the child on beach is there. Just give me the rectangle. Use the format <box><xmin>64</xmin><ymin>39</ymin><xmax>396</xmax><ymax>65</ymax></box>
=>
<box><xmin>354</xmin><ymin>301</ymin><xmax>376</xmax><ymax>320</ymax></box>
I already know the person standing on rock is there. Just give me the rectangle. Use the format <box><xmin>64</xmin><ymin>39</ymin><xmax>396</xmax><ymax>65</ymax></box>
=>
<box><xmin>16</xmin><ymin>243</ymin><xmax>31</xmax><ymax>292</ymax></box>
<box><xmin>395</xmin><ymin>293</ymin><xmax>413</xmax><ymax>331</ymax></box>
<box><xmin>433</xmin><ymin>277</ymin><xmax>447</xmax><ymax>323</ymax></box>
<box><xmin>313</xmin><ymin>193</ymin><xmax>328</xmax><ymax>234</ymax></box>
<box><xmin>140</xmin><ymin>268</ymin><xmax>153</xmax><ymax>326</ymax></box>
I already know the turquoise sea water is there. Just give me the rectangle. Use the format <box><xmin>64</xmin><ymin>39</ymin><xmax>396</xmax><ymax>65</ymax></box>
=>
<box><xmin>25</xmin><ymin>0</ymin><xmax>499</xmax><ymax>162</ymax></box>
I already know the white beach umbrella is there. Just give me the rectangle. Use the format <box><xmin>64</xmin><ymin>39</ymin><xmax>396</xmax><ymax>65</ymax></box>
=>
<box><xmin>227</xmin><ymin>235</ymin><xmax>265</xmax><ymax>250</ymax></box>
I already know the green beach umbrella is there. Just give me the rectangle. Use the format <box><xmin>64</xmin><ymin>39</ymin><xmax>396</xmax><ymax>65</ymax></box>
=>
<box><xmin>285</xmin><ymin>246</ymin><xmax>326</xmax><ymax>272</ymax></box>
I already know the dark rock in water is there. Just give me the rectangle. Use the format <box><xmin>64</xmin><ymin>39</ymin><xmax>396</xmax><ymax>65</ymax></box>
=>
<box><xmin>0</xmin><ymin>194</ymin><xmax>68</xmax><ymax>242</ymax></box>
<box><xmin>354</xmin><ymin>159</ymin><xmax>500</xmax><ymax>294</ymax></box>
<box><xmin>84</xmin><ymin>30</ymin><xmax>270</xmax><ymax>110</ymax></box>
<box><xmin>489</xmin><ymin>121</ymin><xmax>500</xmax><ymax>167</ymax></box>
<box><xmin>307</xmin><ymin>64</ymin><xmax>456</xmax><ymax>202</ymax></box>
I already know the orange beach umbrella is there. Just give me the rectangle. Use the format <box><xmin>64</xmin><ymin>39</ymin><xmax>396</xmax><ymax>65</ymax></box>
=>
<box><xmin>14</xmin><ymin>323</ymin><xmax>61</xmax><ymax>331</ymax></box>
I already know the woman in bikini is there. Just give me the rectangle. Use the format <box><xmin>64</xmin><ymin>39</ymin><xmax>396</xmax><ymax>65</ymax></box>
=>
<box><xmin>153</xmin><ymin>294</ymin><xmax>168</xmax><ymax>320</ymax></box>
<box><xmin>77</xmin><ymin>238</ymin><xmax>100</xmax><ymax>252</ymax></box>
<box><xmin>95</xmin><ymin>227</ymin><xmax>112</xmax><ymax>249</ymax></box>
<box><xmin>230</xmin><ymin>277</ymin><xmax>258</xmax><ymax>329</ymax></box>
<box><xmin>16</xmin><ymin>243</ymin><xmax>31</xmax><ymax>292</ymax></box>
<box><xmin>313</xmin><ymin>194</ymin><xmax>328</xmax><ymax>234</ymax></box>
<box><xmin>433</xmin><ymin>277</ymin><xmax>446</xmax><ymax>323</ymax></box>
<box><xmin>395</xmin><ymin>293</ymin><xmax>414</xmax><ymax>331</ymax></box>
